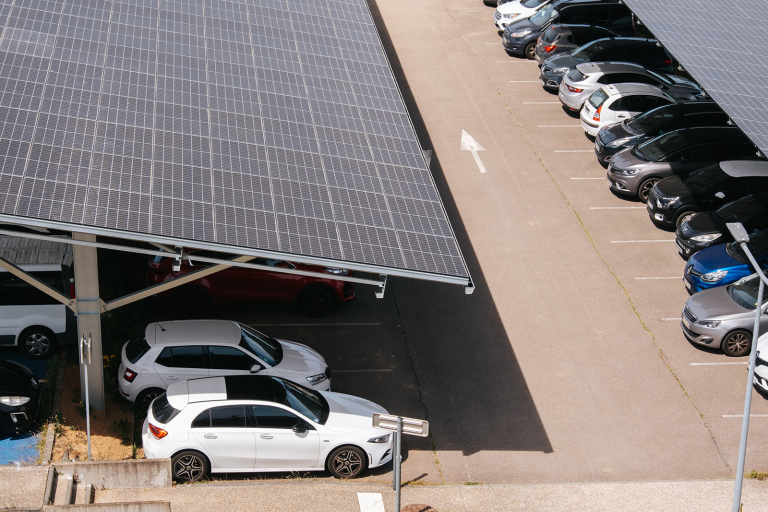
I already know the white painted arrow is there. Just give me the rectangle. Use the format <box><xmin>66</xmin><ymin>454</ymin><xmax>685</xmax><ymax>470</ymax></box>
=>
<box><xmin>461</xmin><ymin>130</ymin><xmax>487</xmax><ymax>173</ymax></box>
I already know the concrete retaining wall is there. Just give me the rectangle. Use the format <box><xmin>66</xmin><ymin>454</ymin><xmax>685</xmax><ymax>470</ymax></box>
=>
<box><xmin>52</xmin><ymin>460</ymin><xmax>171</xmax><ymax>490</ymax></box>
<box><xmin>45</xmin><ymin>502</ymin><xmax>170</xmax><ymax>512</ymax></box>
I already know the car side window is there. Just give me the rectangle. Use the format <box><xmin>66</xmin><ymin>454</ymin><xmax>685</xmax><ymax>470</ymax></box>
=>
<box><xmin>626</xmin><ymin>74</ymin><xmax>656</xmax><ymax>86</ymax></box>
<box><xmin>675</xmin><ymin>144</ymin><xmax>712</xmax><ymax>162</ymax></box>
<box><xmin>643</xmin><ymin>95</ymin><xmax>672</xmax><ymax>111</ymax></box>
<box><xmin>602</xmin><ymin>47</ymin><xmax>624</xmax><ymax>60</ymax></box>
<box><xmin>191</xmin><ymin>410</ymin><xmax>211</xmax><ymax>428</ymax></box>
<box><xmin>207</xmin><ymin>345</ymin><xmax>254</xmax><ymax>370</ymax></box>
<box><xmin>712</xmin><ymin>143</ymin><xmax>755</xmax><ymax>161</ymax></box>
<box><xmin>251</xmin><ymin>405</ymin><xmax>304</xmax><ymax>429</ymax></box>
<box><xmin>602</xmin><ymin>73</ymin><xmax>626</xmax><ymax>85</ymax></box>
<box><xmin>211</xmin><ymin>405</ymin><xmax>249</xmax><ymax>428</ymax></box>
<box><xmin>154</xmin><ymin>346</ymin><xmax>205</xmax><ymax>368</ymax></box>
<box><xmin>611</xmin><ymin>95</ymin><xmax>642</xmax><ymax>112</ymax></box>
<box><xmin>687</xmin><ymin>113</ymin><xmax>728</xmax><ymax>127</ymax></box>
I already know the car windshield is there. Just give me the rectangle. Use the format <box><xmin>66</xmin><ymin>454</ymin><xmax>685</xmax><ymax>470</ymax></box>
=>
<box><xmin>626</xmin><ymin>106</ymin><xmax>681</xmax><ymax>135</ymax></box>
<box><xmin>683</xmin><ymin>166</ymin><xmax>728</xmax><ymax>196</ymax></box>
<box><xmin>571</xmin><ymin>41</ymin><xmax>604</xmax><ymax>62</ymax></box>
<box><xmin>125</xmin><ymin>332</ymin><xmax>150</xmax><ymax>364</ymax></box>
<box><xmin>646</xmin><ymin>70</ymin><xmax>674</xmax><ymax>86</ymax></box>
<box><xmin>588</xmin><ymin>88</ymin><xmax>609</xmax><ymax>109</ymax></box>
<box><xmin>239</xmin><ymin>325</ymin><xmax>283</xmax><ymax>367</ymax></box>
<box><xmin>635</xmin><ymin>130</ymin><xmax>696</xmax><ymax>161</ymax></box>
<box><xmin>728</xmin><ymin>274</ymin><xmax>768</xmax><ymax>310</ymax></box>
<box><xmin>713</xmin><ymin>194</ymin><xmax>768</xmax><ymax>224</ymax></box>
<box><xmin>152</xmin><ymin>393</ymin><xmax>181</xmax><ymax>424</ymax></box>
<box><xmin>274</xmin><ymin>378</ymin><xmax>330</xmax><ymax>424</ymax></box>
<box><xmin>725</xmin><ymin>230</ymin><xmax>768</xmax><ymax>264</ymax></box>
<box><xmin>529</xmin><ymin>4</ymin><xmax>556</xmax><ymax>25</ymax></box>
<box><xmin>522</xmin><ymin>0</ymin><xmax>547</xmax><ymax>7</ymax></box>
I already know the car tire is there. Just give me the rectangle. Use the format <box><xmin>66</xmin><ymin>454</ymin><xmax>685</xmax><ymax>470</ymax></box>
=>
<box><xmin>136</xmin><ymin>388</ymin><xmax>165</xmax><ymax>412</ymax></box>
<box><xmin>19</xmin><ymin>327</ymin><xmax>57</xmax><ymax>359</ymax></box>
<box><xmin>675</xmin><ymin>210</ymin><xmax>697</xmax><ymax>229</ymax></box>
<box><xmin>171</xmin><ymin>450</ymin><xmax>209</xmax><ymax>483</ymax></box>
<box><xmin>171</xmin><ymin>289</ymin><xmax>209</xmax><ymax>318</ymax></box>
<box><xmin>327</xmin><ymin>445</ymin><xmax>367</xmax><ymax>479</ymax></box>
<box><xmin>524</xmin><ymin>42</ymin><xmax>536</xmax><ymax>60</ymax></box>
<box><xmin>637</xmin><ymin>177</ymin><xmax>659</xmax><ymax>202</ymax></box>
<box><xmin>299</xmin><ymin>287</ymin><xmax>335</xmax><ymax>318</ymax></box>
<box><xmin>722</xmin><ymin>330</ymin><xmax>752</xmax><ymax>357</ymax></box>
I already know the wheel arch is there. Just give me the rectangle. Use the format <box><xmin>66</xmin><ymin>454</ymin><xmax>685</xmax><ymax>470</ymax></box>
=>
<box><xmin>295</xmin><ymin>282</ymin><xmax>340</xmax><ymax>306</ymax></box>
<box><xmin>324</xmin><ymin>443</ymin><xmax>370</xmax><ymax>471</ymax></box>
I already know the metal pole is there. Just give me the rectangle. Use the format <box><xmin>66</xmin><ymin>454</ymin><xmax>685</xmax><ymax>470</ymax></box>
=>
<box><xmin>392</xmin><ymin>427</ymin><xmax>397</xmax><ymax>491</ymax></box>
<box><xmin>395</xmin><ymin>417</ymin><xmax>403</xmax><ymax>512</ymax></box>
<box><xmin>84</xmin><ymin>359</ymin><xmax>91</xmax><ymax>462</ymax></box>
<box><xmin>732</xmin><ymin>242</ymin><xmax>766</xmax><ymax>512</ymax></box>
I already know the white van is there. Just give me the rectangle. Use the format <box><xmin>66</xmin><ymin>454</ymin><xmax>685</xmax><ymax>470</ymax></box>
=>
<box><xmin>0</xmin><ymin>236</ymin><xmax>76</xmax><ymax>358</ymax></box>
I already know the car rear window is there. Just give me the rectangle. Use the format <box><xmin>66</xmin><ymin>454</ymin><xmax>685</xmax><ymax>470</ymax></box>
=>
<box><xmin>567</xmin><ymin>68</ymin><xmax>586</xmax><ymax>82</ymax></box>
<box><xmin>542</xmin><ymin>27</ymin><xmax>558</xmax><ymax>43</ymax></box>
<box><xmin>588</xmin><ymin>88</ymin><xmax>609</xmax><ymax>109</ymax></box>
<box><xmin>125</xmin><ymin>333</ymin><xmax>150</xmax><ymax>364</ymax></box>
<box><xmin>152</xmin><ymin>393</ymin><xmax>181</xmax><ymax>424</ymax></box>
<box><xmin>571</xmin><ymin>41</ymin><xmax>604</xmax><ymax>62</ymax></box>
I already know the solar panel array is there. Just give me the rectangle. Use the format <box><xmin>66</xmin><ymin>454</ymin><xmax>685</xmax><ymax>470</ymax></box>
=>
<box><xmin>624</xmin><ymin>0</ymin><xmax>768</xmax><ymax>157</ymax></box>
<box><xmin>0</xmin><ymin>0</ymin><xmax>469</xmax><ymax>280</ymax></box>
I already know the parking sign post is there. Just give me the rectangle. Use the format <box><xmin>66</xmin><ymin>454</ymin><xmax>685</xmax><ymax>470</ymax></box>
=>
<box><xmin>79</xmin><ymin>334</ymin><xmax>92</xmax><ymax>462</ymax></box>
<box><xmin>373</xmin><ymin>414</ymin><xmax>429</xmax><ymax>512</ymax></box>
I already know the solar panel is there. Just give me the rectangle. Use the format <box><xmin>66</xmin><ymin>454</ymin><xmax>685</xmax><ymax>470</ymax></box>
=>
<box><xmin>624</xmin><ymin>0</ymin><xmax>768</xmax><ymax>158</ymax></box>
<box><xmin>0</xmin><ymin>0</ymin><xmax>470</xmax><ymax>283</ymax></box>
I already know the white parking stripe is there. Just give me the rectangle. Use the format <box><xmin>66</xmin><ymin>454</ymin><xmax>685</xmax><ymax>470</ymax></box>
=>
<box><xmin>497</xmin><ymin>60</ymin><xmax>537</xmax><ymax>63</ymax></box>
<box><xmin>249</xmin><ymin>323</ymin><xmax>382</xmax><ymax>327</ymax></box>
<box><xmin>635</xmin><ymin>277</ymin><xmax>680</xmax><ymax>280</ymax></box>
<box><xmin>661</xmin><ymin>318</ymin><xmax>680</xmax><ymax>321</ymax></box>
<box><xmin>486</xmin><ymin>42</ymin><xmax>502</xmax><ymax>44</ymax></box>
<box><xmin>691</xmin><ymin>362</ymin><xmax>748</xmax><ymax>366</ymax></box>
<box><xmin>571</xmin><ymin>177</ymin><xmax>605</xmax><ymax>180</ymax></box>
<box><xmin>358</xmin><ymin>493</ymin><xmax>386</xmax><ymax>512</ymax></box>
<box><xmin>509</xmin><ymin>80</ymin><xmax>539</xmax><ymax>83</ymax></box>
<box><xmin>611</xmin><ymin>240</ymin><xmax>675</xmax><ymax>243</ymax></box>
<box><xmin>335</xmin><ymin>369</ymin><xmax>394</xmax><ymax>373</ymax></box>
<box><xmin>590</xmin><ymin>206</ymin><xmax>645</xmax><ymax>210</ymax></box>
<box><xmin>538</xmin><ymin>124</ymin><xmax>581</xmax><ymax>127</ymax></box>
<box><xmin>524</xmin><ymin>101</ymin><xmax>561</xmax><ymax>104</ymax></box>
<box><xmin>723</xmin><ymin>414</ymin><xmax>768</xmax><ymax>418</ymax></box>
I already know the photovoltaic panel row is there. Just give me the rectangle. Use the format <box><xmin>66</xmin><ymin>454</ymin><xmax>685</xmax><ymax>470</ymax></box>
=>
<box><xmin>0</xmin><ymin>0</ymin><xmax>469</xmax><ymax>280</ymax></box>
<box><xmin>624</xmin><ymin>0</ymin><xmax>768</xmax><ymax>157</ymax></box>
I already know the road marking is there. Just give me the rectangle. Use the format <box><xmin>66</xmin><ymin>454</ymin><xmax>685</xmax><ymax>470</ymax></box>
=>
<box><xmin>461</xmin><ymin>130</ymin><xmax>487</xmax><ymax>173</ymax></box>
<box><xmin>486</xmin><ymin>42</ymin><xmax>502</xmax><ymax>44</ymax></box>
<box><xmin>590</xmin><ymin>206</ymin><xmax>645</xmax><ymax>210</ymax></box>
<box><xmin>249</xmin><ymin>323</ymin><xmax>382</xmax><ymax>327</ymax></box>
<box><xmin>611</xmin><ymin>239</ymin><xmax>675</xmax><ymax>243</ymax></box>
<box><xmin>554</xmin><ymin>150</ymin><xmax>593</xmax><ymax>153</ymax></box>
<box><xmin>524</xmin><ymin>101</ymin><xmax>561</xmax><ymax>104</ymax></box>
<box><xmin>635</xmin><ymin>276</ymin><xmax>680</xmax><ymax>280</ymax></box>
<box><xmin>661</xmin><ymin>318</ymin><xmax>680</xmax><ymax>321</ymax></box>
<box><xmin>509</xmin><ymin>80</ymin><xmax>540</xmax><ymax>83</ymax></box>
<box><xmin>335</xmin><ymin>369</ymin><xmax>394</xmax><ymax>373</ymax></box>
<box><xmin>538</xmin><ymin>124</ymin><xmax>581</xmax><ymax>127</ymax></box>
<box><xmin>571</xmin><ymin>177</ymin><xmax>604</xmax><ymax>180</ymax></box>
<box><xmin>691</xmin><ymin>362</ymin><xmax>748</xmax><ymax>366</ymax></box>
<box><xmin>358</xmin><ymin>493</ymin><xmax>385</xmax><ymax>512</ymax></box>
<box><xmin>723</xmin><ymin>414</ymin><xmax>768</xmax><ymax>418</ymax></box>
<box><xmin>497</xmin><ymin>60</ymin><xmax>537</xmax><ymax>63</ymax></box>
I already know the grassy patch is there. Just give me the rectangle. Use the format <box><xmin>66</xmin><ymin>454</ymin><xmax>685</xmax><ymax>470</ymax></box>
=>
<box><xmin>747</xmin><ymin>471</ymin><xmax>768</xmax><ymax>481</ymax></box>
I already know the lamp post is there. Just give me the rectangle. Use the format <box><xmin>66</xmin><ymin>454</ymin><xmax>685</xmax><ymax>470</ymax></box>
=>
<box><xmin>728</xmin><ymin>222</ymin><xmax>768</xmax><ymax>512</ymax></box>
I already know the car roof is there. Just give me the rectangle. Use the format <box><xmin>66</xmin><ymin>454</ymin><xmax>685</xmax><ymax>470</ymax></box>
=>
<box><xmin>720</xmin><ymin>160</ymin><xmax>768</xmax><ymax>178</ymax></box>
<box><xmin>145</xmin><ymin>320</ymin><xmax>242</xmax><ymax>347</ymax></box>
<box><xmin>166</xmin><ymin>375</ymin><xmax>286</xmax><ymax>409</ymax></box>
<box><xmin>588</xmin><ymin>37</ymin><xmax>659</xmax><ymax>47</ymax></box>
<box><xmin>602</xmin><ymin>83</ymin><xmax>665</xmax><ymax>96</ymax></box>
<box><xmin>576</xmin><ymin>61</ymin><xmax>647</xmax><ymax>74</ymax></box>
<box><xmin>548</xmin><ymin>23</ymin><xmax>616</xmax><ymax>34</ymax></box>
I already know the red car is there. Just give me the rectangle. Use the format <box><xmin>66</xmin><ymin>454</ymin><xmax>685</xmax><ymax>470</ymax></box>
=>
<box><xmin>147</xmin><ymin>251</ymin><xmax>354</xmax><ymax>317</ymax></box>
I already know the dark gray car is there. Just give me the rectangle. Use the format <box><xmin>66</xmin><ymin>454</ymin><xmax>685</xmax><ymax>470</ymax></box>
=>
<box><xmin>534</xmin><ymin>24</ymin><xmax>618</xmax><ymax>64</ymax></box>
<box><xmin>606</xmin><ymin>127</ymin><xmax>761</xmax><ymax>201</ymax></box>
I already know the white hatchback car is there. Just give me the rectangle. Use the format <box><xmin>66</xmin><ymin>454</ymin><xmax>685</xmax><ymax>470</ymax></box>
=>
<box><xmin>142</xmin><ymin>375</ymin><xmax>393</xmax><ymax>481</ymax></box>
<box><xmin>119</xmin><ymin>320</ymin><xmax>330</xmax><ymax>409</ymax></box>
<box><xmin>494</xmin><ymin>0</ymin><xmax>550</xmax><ymax>30</ymax></box>
<box><xmin>580</xmin><ymin>83</ymin><xmax>675</xmax><ymax>137</ymax></box>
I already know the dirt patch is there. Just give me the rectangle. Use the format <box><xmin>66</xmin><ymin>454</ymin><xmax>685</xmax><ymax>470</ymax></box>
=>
<box><xmin>51</xmin><ymin>357</ymin><xmax>142</xmax><ymax>461</ymax></box>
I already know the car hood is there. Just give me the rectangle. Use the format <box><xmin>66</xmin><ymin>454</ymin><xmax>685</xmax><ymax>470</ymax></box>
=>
<box><xmin>686</xmin><ymin>286</ymin><xmax>749</xmax><ymax>320</ymax></box>
<box><xmin>505</xmin><ymin>16</ymin><xmax>537</xmax><ymax>33</ymax></box>
<box><xmin>682</xmin><ymin>212</ymin><xmax>719</xmax><ymax>236</ymax></box>
<box><xmin>689</xmin><ymin>244</ymin><xmax>740</xmax><ymax>274</ymax></box>
<box><xmin>272</xmin><ymin>340</ymin><xmax>326</xmax><ymax>376</ymax></box>
<box><xmin>543</xmin><ymin>54</ymin><xmax>576</xmax><ymax>70</ymax></box>
<box><xmin>656</xmin><ymin>176</ymin><xmax>693</xmax><ymax>201</ymax></box>
<box><xmin>0</xmin><ymin>359</ymin><xmax>36</xmax><ymax>395</ymax></box>
<box><xmin>610</xmin><ymin>147</ymin><xmax>649</xmax><ymax>169</ymax></box>
<box><xmin>322</xmin><ymin>392</ymin><xmax>388</xmax><ymax>434</ymax></box>
<box><xmin>498</xmin><ymin>2</ymin><xmax>536</xmax><ymax>15</ymax></box>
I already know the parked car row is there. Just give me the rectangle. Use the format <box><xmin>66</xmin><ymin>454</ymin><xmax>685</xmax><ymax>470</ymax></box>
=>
<box><xmin>489</xmin><ymin>0</ymin><xmax>768</xmax><ymax>362</ymax></box>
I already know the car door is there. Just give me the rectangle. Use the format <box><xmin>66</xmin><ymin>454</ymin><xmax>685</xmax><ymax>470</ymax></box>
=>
<box><xmin>207</xmin><ymin>345</ymin><xmax>264</xmax><ymax>377</ymax></box>
<box><xmin>152</xmin><ymin>346</ymin><xmax>209</xmax><ymax>386</ymax></box>
<box><xmin>607</xmin><ymin>95</ymin><xmax>640</xmax><ymax>123</ymax></box>
<box><xmin>190</xmin><ymin>405</ymin><xmax>256</xmax><ymax>469</ymax></box>
<box><xmin>250</xmin><ymin>405</ymin><xmax>320</xmax><ymax>469</ymax></box>
<box><xmin>240</xmin><ymin>258</ymin><xmax>298</xmax><ymax>302</ymax></box>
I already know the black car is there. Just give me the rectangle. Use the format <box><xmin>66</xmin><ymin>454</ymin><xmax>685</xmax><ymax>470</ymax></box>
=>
<box><xmin>676</xmin><ymin>192</ymin><xmax>768</xmax><ymax>259</ymax></box>
<box><xmin>534</xmin><ymin>24</ymin><xmax>618</xmax><ymax>64</ymax></box>
<box><xmin>594</xmin><ymin>101</ymin><xmax>730</xmax><ymax>165</ymax></box>
<box><xmin>0</xmin><ymin>359</ymin><xmax>40</xmax><ymax>434</ymax></box>
<box><xmin>647</xmin><ymin>162</ymin><xmax>768</xmax><ymax>229</ymax></box>
<box><xmin>539</xmin><ymin>37</ymin><xmax>673</xmax><ymax>89</ymax></box>
<box><xmin>502</xmin><ymin>0</ymin><xmax>633</xmax><ymax>59</ymax></box>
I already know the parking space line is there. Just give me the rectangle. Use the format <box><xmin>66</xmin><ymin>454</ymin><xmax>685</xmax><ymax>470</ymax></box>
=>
<box><xmin>497</xmin><ymin>60</ymin><xmax>537</xmax><ymax>63</ymax></box>
<box><xmin>590</xmin><ymin>206</ymin><xmax>645</xmax><ymax>210</ymax></box>
<box><xmin>554</xmin><ymin>150</ymin><xmax>593</xmax><ymax>153</ymax></box>
<box><xmin>661</xmin><ymin>318</ymin><xmax>680</xmax><ymax>321</ymax></box>
<box><xmin>335</xmin><ymin>369</ymin><xmax>394</xmax><ymax>373</ymax></box>
<box><xmin>691</xmin><ymin>362</ymin><xmax>748</xmax><ymax>366</ymax></box>
<box><xmin>358</xmin><ymin>494</ymin><xmax>385</xmax><ymax>512</ymax></box>
<box><xmin>249</xmin><ymin>323</ymin><xmax>382</xmax><ymax>327</ymax></box>
<box><xmin>571</xmin><ymin>177</ymin><xmax>604</xmax><ymax>180</ymax></box>
<box><xmin>635</xmin><ymin>277</ymin><xmax>680</xmax><ymax>280</ymax></box>
<box><xmin>538</xmin><ymin>124</ymin><xmax>581</xmax><ymax>127</ymax></box>
<box><xmin>723</xmin><ymin>414</ymin><xmax>768</xmax><ymax>418</ymax></box>
<box><xmin>486</xmin><ymin>42</ymin><xmax>502</xmax><ymax>44</ymax></box>
<box><xmin>524</xmin><ymin>101</ymin><xmax>561</xmax><ymax>104</ymax></box>
<box><xmin>611</xmin><ymin>239</ymin><xmax>675</xmax><ymax>243</ymax></box>
<box><xmin>509</xmin><ymin>80</ymin><xmax>539</xmax><ymax>83</ymax></box>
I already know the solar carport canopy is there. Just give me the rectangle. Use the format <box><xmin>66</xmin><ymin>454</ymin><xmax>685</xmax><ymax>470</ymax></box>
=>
<box><xmin>623</xmin><ymin>0</ymin><xmax>768</xmax><ymax>158</ymax></box>
<box><xmin>0</xmin><ymin>0</ymin><xmax>471</xmax><ymax>287</ymax></box>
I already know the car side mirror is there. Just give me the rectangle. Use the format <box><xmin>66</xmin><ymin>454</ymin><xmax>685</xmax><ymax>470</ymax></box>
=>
<box><xmin>250</xmin><ymin>364</ymin><xmax>263</xmax><ymax>374</ymax></box>
<box><xmin>293</xmin><ymin>422</ymin><xmax>307</xmax><ymax>434</ymax></box>
<box><xmin>715</xmin><ymin>192</ymin><xmax>725</xmax><ymax>199</ymax></box>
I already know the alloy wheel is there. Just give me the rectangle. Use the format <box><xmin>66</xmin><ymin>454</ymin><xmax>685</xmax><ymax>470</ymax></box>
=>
<box><xmin>25</xmin><ymin>333</ymin><xmax>50</xmax><ymax>357</ymax></box>
<box><xmin>174</xmin><ymin>455</ymin><xmax>204</xmax><ymax>482</ymax></box>
<box><xmin>639</xmin><ymin>179</ymin><xmax>658</xmax><ymax>202</ymax></box>
<box><xmin>332</xmin><ymin>449</ymin><xmax>362</xmax><ymax>477</ymax></box>
<box><xmin>140</xmin><ymin>391</ymin><xmax>160</xmax><ymax>411</ymax></box>
<box><xmin>725</xmin><ymin>333</ymin><xmax>750</xmax><ymax>356</ymax></box>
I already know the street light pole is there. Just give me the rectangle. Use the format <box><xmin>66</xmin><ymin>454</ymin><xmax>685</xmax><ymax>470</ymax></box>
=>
<box><xmin>728</xmin><ymin>223</ymin><xmax>768</xmax><ymax>512</ymax></box>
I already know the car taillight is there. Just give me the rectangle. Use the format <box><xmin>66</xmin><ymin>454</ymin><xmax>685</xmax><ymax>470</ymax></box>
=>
<box><xmin>123</xmin><ymin>368</ymin><xmax>138</xmax><ymax>383</ymax></box>
<box><xmin>566</xmin><ymin>84</ymin><xmax>583</xmax><ymax>93</ymax></box>
<box><xmin>148</xmin><ymin>423</ymin><xmax>168</xmax><ymax>439</ymax></box>
<box><xmin>664</xmin><ymin>59</ymin><xmax>671</xmax><ymax>65</ymax></box>
<box><xmin>543</xmin><ymin>45</ymin><xmax>556</xmax><ymax>53</ymax></box>
<box><xmin>593</xmin><ymin>104</ymin><xmax>602</xmax><ymax>121</ymax></box>
<box><xmin>69</xmin><ymin>284</ymin><xmax>76</xmax><ymax>299</ymax></box>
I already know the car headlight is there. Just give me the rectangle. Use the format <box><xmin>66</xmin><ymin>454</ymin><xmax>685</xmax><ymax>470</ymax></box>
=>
<box><xmin>701</xmin><ymin>270</ymin><xmax>728</xmax><ymax>283</ymax></box>
<box><xmin>306</xmin><ymin>373</ymin><xmax>328</xmax><ymax>386</ymax></box>
<box><xmin>696</xmin><ymin>320</ymin><xmax>722</xmax><ymax>328</ymax></box>
<box><xmin>509</xmin><ymin>30</ymin><xmax>531</xmax><ymax>37</ymax></box>
<box><xmin>551</xmin><ymin>67</ymin><xmax>570</xmax><ymax>75</ymax></box>
<box><xmin>502</xmin><ymin>13</ymin><xmax>518</xmax><ymax>18</ymax></box>
<box><xmin>690</xmin><ymin>233</ymin><xmax>721</xmax><ymax>243</ymax></box>
<box><xmin>0</xmin><ymin>396</ymin><xmax>30</xmax><ymax>406</ymax></box>
<box><xmin>612</xmin><ymin>167</ymin><xmax>639</xmax><ymax>176</ymax></box>
<box><xmin>324</xmin><ymin>267</ymin><xmax>349</xmax><ymax>275</ymax></box>
<box><xmin>606</xmin><ymin>137</ymin><xmax>632</xmax><ymax>148</ymax></box>
<box><xmin>367</xmin><ymin>434</ymin><xmax>391</xmax><ymax>444</ymax></box>
<box><xmin>655</xmin><ymin>195</ymin><xmax>679</xmax><ymax>210</ymax></box>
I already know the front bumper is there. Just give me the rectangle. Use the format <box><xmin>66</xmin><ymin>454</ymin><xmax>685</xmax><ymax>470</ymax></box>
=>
<box><xmin>539</xmin><ymin>69</ymin><xmax>565</xmax><ymax>89</ymax></box>
<box><xmin>501</xmin><ymin>35</ymin><xmax>527</xmax><ymax>55</ymax></box>
<box><xmin>367</xmin><ymin>437</ymin><xmax>395</xmax><ymax>469</ymax></box>
<box><xmin>754</xmin><ymin>363</ymin><xmax>768</xmax><ymax>394</ymax></box>
<box><xmin>0</xmin><ymin>392</ymin><xmax>41</xmax><ymax>433</ymax></box>
<box><xmin>675</xmin><ymin>235</ymin><xmax>711</xmax><ymax>260</ymax></box>
<box><xmin>594</xmin><ymin>138</ymin><xmax>622</xmax><ymax>164</ymax></box>
<box><xmin>646</xmin><ymin>199</ymin><xmax>675</xmax><ymax>226</ymax></box>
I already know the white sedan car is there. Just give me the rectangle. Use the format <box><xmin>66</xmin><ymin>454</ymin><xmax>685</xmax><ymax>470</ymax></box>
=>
<box><xmin>142</xmin><ymin>375</ymin><xmax>393</xmax><ymax>481</ymax></box>
<box><xmin>580</xmin><ymin>83</ymin><xmax>675</xmax><ymax>137</ymax></box>
<box><xmin>494</xmin><ymin>0</ymin><xmax>551</xmax><ymax>30</ymax></box>
<box><xmin>119</xmin><ymin>320</ymin><xmax>331</xmax><ymax>410</ymax></box>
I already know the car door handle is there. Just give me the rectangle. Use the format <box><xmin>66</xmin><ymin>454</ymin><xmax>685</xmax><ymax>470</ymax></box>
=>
<box><xmin>260</xmin><ymin>434</ymin><xmax>273</xmax><ymax>440</ymax></box>
<box><xmin>166</xmin><ymin>376</ymin><xmax>178</xmax><ymax>380</ymax></box>
<box><xmin>204</xmin><ymin>434</ymin><xmax>217</xmax><ymax>439</ymax></box>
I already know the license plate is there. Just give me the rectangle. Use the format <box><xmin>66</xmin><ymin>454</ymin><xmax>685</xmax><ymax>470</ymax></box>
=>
<box><xmin>684</xmin><ymin>278</ymin><xmax>692</xmax><ymax>291</ymax></box>
<box><xmin>539</xmin><ymin>78</ymin><xmax>545</xmax><ymax>85</ymax></box>
<box><xmin>676</xmin><ymin>240</ymin><xmax>685</xmax><ymax>254</ymax></box>
<box><xmin>647</xmin><ymin>198</ymin><xmax>653</xmax><ymax>209</ymax></box>
<box><xmin>682</xmin><ymin>316</ymin><xmax>691</xmax><ymax>329</ymax></box>
<box><xmin>606</xmin><ymin>177</ymin><xmax>612</xmax><ymax>187</ymax></box>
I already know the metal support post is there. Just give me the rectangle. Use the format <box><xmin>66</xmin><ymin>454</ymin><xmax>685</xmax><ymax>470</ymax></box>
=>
<box><xmin>79</xmin><ymin>335</ymin><xmax>92</xmax><ymax>461</ymax></box>
<box><xmin>73</xmin><ymin>232</ymin><xmax>105</xmax><ymax>411</ymax></box>
<box><xmin>395</xmin><ymin>417</ymin><xmax>403</xmax><ymax>512</ymax></box>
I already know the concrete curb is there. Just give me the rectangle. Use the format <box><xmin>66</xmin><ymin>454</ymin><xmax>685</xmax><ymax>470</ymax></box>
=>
<box><xmin>44</xmin><ymin>502</ymin><xmax>170</xmax><ymax>512</ymax></box>
<box><xmin>43</xmin><ymin>355</ymin><xmax>67</xmax><ymax>464</ymax></box>
<box><xmin>53</xmin><ymin>459</ymin><xmax>172</xmax><ymax>490</ymax></box>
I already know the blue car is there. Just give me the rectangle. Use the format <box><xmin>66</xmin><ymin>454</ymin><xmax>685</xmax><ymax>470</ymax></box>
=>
<box><xmin>684</xmin><ymin>230</ymin><xmax>768</xmax><ymax>294</ymax></box>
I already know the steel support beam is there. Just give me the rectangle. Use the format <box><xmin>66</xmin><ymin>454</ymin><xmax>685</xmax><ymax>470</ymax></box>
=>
<box><xmin>73</xmin><ymin>233</ymin><xmax>105</xmax><ymax>411</ymax></box>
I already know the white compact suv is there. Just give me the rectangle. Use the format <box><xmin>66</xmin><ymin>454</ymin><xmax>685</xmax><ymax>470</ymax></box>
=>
<box><xmin>580</xmin><ymin>83</ymin><xmax>675</xmax><ymax>137</ymax></box>
<box><xmin>494</xmin><ymin>0</ymin><xmax>551</xmax><ymax>30</ymax></box>
<box><xmin>142</xmin><ymin>375</ymin><xmax>393</xmax><ymax>481</ymax></box>
<box><xmin>119</xmin><ymin>320</ymin><xmax>331</xmax><ymax>409</ymax></box>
